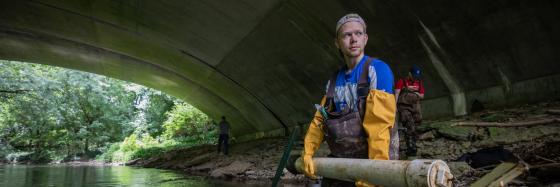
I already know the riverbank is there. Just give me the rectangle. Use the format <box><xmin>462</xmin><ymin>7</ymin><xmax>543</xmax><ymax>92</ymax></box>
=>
<box><xmin>130</xmin><ymin>100</ymin><xmax>560</xmax><ymax>186</ymax></box>
<box><xmin>126</xmin><ymin>137</ymin><xmax>305</xmax><ymax>185</ymax></box>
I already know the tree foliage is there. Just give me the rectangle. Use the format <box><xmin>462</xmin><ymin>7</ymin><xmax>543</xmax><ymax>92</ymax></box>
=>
<box><xmin>0</xmin><ymin>60</ymin><xmax>216</xmax><ymax>163</ymax></box>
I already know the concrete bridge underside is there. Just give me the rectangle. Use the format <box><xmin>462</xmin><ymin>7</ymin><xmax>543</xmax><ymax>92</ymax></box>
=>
<box><xmin>1</xmin><ymin>1</ymin><xmax>559</xmax><ymax>141</ymax></box>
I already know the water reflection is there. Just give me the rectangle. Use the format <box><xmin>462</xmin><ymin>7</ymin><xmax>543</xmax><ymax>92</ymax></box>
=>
<box><xmin>0</xmin><ymin>165</ymin><xmax>271</xmax><ymax>187</ymax></box>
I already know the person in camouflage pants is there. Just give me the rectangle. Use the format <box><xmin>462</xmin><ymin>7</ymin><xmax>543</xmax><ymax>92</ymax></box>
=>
<box><xmin>395</xmin><ymin>66</ymin><xmax>424</xmax><ymax>156</ymax></box>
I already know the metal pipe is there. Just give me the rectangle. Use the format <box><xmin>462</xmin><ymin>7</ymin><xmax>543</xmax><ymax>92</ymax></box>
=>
<box><xmin>292</xmin><ymin>157</ymin><xmax>453</xmax><ymax>187</ymax></box>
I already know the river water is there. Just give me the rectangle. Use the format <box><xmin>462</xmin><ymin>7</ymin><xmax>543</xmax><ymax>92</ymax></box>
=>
<box><xmin>0</xmin><ymin>165</ymin><xmax>272</xmax><ymax>187</ymax></box>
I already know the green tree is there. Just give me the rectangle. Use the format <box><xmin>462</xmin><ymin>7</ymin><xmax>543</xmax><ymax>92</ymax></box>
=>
<box><xmin>0</xmin><ymin>60</ymin><xmax>214</xmax><ymax>163</ymax></box>
<box><xmin>162</xmin><ymin>102</ymin><xmax>216</xmax><ymax>144</ymax></box>
<box><xmin>0</xmin><ymin>61</ymin><xmax>139</xmax><ymax>161</ymax></box>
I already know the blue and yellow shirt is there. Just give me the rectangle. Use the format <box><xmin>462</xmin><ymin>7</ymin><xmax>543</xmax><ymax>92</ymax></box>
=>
<box><xmin>326</xmin><ymin>55</ymin><xmax>394</xmax><ymax>112</ymax></box>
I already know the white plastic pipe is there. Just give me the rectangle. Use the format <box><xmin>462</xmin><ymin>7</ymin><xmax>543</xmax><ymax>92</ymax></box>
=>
<box><xmin>295</xmin><ymin>158</ymin><xmax>453</xmax><ymax>187</ymax></box>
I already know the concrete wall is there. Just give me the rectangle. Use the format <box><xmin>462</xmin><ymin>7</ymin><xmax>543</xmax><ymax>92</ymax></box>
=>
<box><xmin>423</xmin><ymin>73</ymin><xmax>560</xmax><ymax>119</ymax></box>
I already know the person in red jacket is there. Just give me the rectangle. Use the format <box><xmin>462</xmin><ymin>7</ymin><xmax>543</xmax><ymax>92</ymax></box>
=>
<box><xmin>395</xmin><ymin>65</ymin><xmax>424</xmax><ymax>156</ymax></box>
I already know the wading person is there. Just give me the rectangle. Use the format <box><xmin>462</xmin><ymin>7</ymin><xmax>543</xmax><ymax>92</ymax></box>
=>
<box><xmin>395</xmin><ymin>66</ymin><xmax>424</xmax><ymax>157</ymax></box>
<box><xmin>302</xmin><ymin>13</ymin><xmax>397</xmax><ymax>187</ymax></box>
<box><xmin>217</xmin><ymin>116</ymin><xmax>230</xmax><ymax>156</ymax></box>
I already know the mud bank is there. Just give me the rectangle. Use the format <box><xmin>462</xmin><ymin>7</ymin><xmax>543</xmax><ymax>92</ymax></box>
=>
<box><xmin>127</xmin><ymin>137</ymin><xmax>304</xmax><ymax>185</ymax></box>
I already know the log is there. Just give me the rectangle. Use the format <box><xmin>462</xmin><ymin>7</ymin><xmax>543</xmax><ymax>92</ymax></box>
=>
<box><xmin>452</xmin><ymin>118</ymin><xmax>560</xmax><ymax>127</ymax></box>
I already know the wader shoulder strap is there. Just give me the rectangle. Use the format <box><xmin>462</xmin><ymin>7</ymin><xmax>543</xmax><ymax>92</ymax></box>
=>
<box><xmin>325</xmin><ymin>71</ymin><xmax>338</xmax><ymax>112</ymax></box>
<box><xmin>325</xmin><ymin>57</ymin><xmax>374</xmax><ymax>112</ymax></box>
<box><xmin>358</xmin><ymin>57</ymin><xmax>373</xmax><ymax>87</ymax></box>
<box><xmin>326</xmin><ymin>73</ymin><xmax>338</xmax><ymax>99</ymax></box>
<box><xmin>326</xmin><ymin>57</ymin><xmax>374</xmax><ymax>98</ymax></box>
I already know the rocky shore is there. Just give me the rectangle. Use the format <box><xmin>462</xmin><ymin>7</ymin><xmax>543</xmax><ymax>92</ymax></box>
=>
<box><xmin>130</xmin><ymin>100</ymin><xmax>560</xmax><ymax>186</ymax></box>
<box><xmin>126</xmin><ymin>137</ymin><xmax>304</xmax><ymax>185</ymax></box>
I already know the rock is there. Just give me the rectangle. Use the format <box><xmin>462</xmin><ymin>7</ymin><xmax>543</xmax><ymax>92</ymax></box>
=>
<box><xmin>125</xmin><ymin>158</ymin><xmax>140</xmax><ymax>166</ymax></box>
<box><xmin>461</xmin><ymin>142</ymin><xmax>471</xmax><ymax>148</ymax></box>
<box><xmin>436</xmin><ymin>124</ymin><xmax>475</xmax><ymax>141</ymax></box>
<box><xmin>159</xmin><ymin>161</ymin><xmax>175</xmax><ymax>169</ymax></box>
<box><xmin>416</xmin><ymin>121</ymin><xmax>439</xmax><ymax>132</ymax></box>
<box><xmin>210</xmin><ymin>161</ymin><xmax>253</xmax><ymax>178</ymax></box>
<box><xmin>190</xmin><ymin>162</ymin><xmax>215</xmax><ymax>172</ymax></box>
<box><xmin>162</xmin><ymin>152</ymin><xmax>176</xmax><ymax>161</ymax></box>
<box><xmin>419</xmin><ymin>131</ymin><xmax>435</xmax><ymax>140</ymax></box>
<box><xmin>479</xmin><ymin>126</ymin><xmax>560</xmax><ymax>147</ymax></box>
<box><xmin>454</xmin><ymin>149</ymin><xmax>461</xmax><ymax>155</ymax></box>
<box><xmin>419</xmin><ymin>121</ymin><xmax>469</xmax><ymax>139</ymax></box>
<box><xmin>142</xmin><ymin>157</ymin><xmax>161</xmax><ymax>168</ymax></box>
<box><xmin>446</xmin><ymin>161</ymin><xmax>472</xmax><ymax>177</ymax></box>
<box><xmin>487</xmin><ymin>127</ymin><xmax>507</xmax><ymax>139</ymax></box>
<box><xmin>182</xmin><ymin>153</ymin><xmax>211</xmax><ymax>168</ymax></box>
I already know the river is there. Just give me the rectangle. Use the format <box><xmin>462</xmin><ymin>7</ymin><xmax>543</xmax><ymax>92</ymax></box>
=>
<box><xmin>0</xmin><ymin>164</ymin><xmax>272</xmax><ymax>187</ymax></box>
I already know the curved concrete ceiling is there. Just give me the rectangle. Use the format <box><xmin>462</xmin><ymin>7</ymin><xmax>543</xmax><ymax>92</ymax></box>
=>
<box><xmin>1</xmin><ymin>1</ymin><xmax>559</xmax><ymax>140</ymax></box>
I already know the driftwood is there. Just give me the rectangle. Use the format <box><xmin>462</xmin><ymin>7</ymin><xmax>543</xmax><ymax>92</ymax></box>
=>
<box><xmin>471</xmin><ymin>162</ymin><xmax>528</xmax><ymax>187</ymax></box>
<box><xmin>546</xmin><ymin>109</ymin><xmax>560</xmax><ymax>115</ymax></box>
<box><xmin>530</xmin><ymin>163</ymin><xmax>560</xmax><ymax>169</ymax></box>
<box><xmin>452</xmin><ymin>118</ymin><xmax>560</xmax><ymax>127</ymax></box>
<box><xmin>535</xmin><ymin>155</ymin><xmax>557</xmax><ymax>163</ymax></box>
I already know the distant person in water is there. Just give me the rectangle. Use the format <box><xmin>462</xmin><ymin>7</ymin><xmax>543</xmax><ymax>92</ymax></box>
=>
<box><xmin>217</xmin><ymin>116</ymin><xmax>230</xmax><ymax>155</ymax></box>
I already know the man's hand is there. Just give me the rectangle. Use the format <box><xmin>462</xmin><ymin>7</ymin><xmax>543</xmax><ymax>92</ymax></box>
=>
<box><xmin>302</xmin><ymin>155</ymin><xmax>317</xmax><ymax>179</ymax></box>
<box><xmin>356</xmin><ymin>180</ymin><xmax>375</xmax><ymax>187</ymax></box>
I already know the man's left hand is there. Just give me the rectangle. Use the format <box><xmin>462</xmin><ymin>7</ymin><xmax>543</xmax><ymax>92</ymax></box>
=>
<box><xmin>356</xmin><ymin>180</ymin><xmax>375</xmax><ymax>187</ymax></box>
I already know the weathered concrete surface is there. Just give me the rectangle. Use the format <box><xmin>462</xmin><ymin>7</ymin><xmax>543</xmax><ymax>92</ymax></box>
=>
<box><xmin>0</xmin><ymin>1</ymin><xmax>559</xmax><ymax>139</ymax></box>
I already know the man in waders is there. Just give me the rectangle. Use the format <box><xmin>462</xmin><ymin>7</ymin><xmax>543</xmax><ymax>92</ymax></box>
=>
<box><xmin>395</xmin><ymin>66</ymin><xmax>424</xmax><ymax>157</ymax></box>
<box><xmin>302</xmin><ymin>13</ymin><xmax>397</xmax><ymax>187</ymax></box>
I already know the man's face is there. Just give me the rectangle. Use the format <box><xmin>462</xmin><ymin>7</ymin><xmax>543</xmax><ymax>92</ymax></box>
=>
<box><xmin>335</xmin><ymin>21</ymin><xmax>368</xmax><ymax>58</ymax></box>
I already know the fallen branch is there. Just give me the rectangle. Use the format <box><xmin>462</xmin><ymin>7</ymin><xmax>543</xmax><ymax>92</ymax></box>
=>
<box><xmin>452</xmin><ymin>118</ymin><xmax>560</xmax><ymax>127</ymax></box>
<box><xmin>535</xmin><ymin>155</ymin><xmax>557</xmax><ymax>163</ymax></box>
<box><xmin>530</xmin><ymin>163</ymin><xmax>560</xmax><ymax>169</ymax></box>
<box><xmin>546</xmin><ymin>109</ymin><xmax>560</xmax><ymax>115</ymax></box>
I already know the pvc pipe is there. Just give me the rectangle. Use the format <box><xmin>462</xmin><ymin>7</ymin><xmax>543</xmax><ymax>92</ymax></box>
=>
<box><xmin>294</xmin><ymin>157</ymin><xmax>453</xmax><ymax>187</ymax></box>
